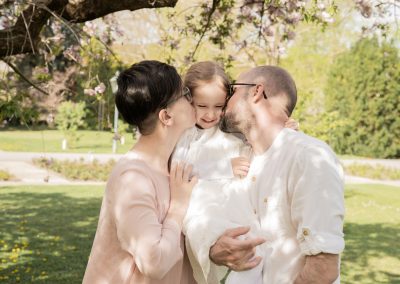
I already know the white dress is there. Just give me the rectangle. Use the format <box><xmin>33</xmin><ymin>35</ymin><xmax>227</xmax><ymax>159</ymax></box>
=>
<box><xmin>172</xmin><ymin>126</ymin><xmax>264</xmax><ymax>284</ymax></box>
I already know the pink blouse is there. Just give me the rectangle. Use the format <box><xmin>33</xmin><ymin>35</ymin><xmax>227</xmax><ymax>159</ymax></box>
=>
<box><xmin>83</xmin><ymin>153</ymin><xmax>196</xmax><ymax>284</ymax></box>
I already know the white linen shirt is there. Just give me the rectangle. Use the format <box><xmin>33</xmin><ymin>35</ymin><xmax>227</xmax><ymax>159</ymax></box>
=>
<box><xmin>246</xmin><ymin>128</ymin><xmax>345</xmax><ymax>284</ymax></box>
<box><xmin>173</xmin><ymin>126</ymin><xmax>260</xmax><ymax>284</ymax></box>
<box><xmin>173</xmin><ymin>126</ymin><xmax>243</xmax><ymax>179</ymax></box>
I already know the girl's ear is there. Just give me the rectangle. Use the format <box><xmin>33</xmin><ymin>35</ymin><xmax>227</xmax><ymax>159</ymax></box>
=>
<box><xmin>158</xmin><ymin>109</ymin><xmax>173</xmax><ymax>126</ymax></box>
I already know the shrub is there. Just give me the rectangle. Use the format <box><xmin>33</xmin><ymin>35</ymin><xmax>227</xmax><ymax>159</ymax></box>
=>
<box><xmin>0</xmin><ymin>170</ymin><xmax>14</xmax><ymax>181</ymax></box>
<box><xmin>55</xmin><ymin>101</ymin><xmax>87</xmax><ymax>148</ymax></box>
<box><xmin>325</xmin><ymin>37</ymin><xmax>400</xmax><ymax>158</ymax></box>
<box><xmin>34</xmin><ymin>158</ymin><xmax>115</xmax><ymax>181</ymax></box>
<box><xmin>345</xmin><ymin>163</ymin><xmax>400</xmax><ymax>180</ymax></box>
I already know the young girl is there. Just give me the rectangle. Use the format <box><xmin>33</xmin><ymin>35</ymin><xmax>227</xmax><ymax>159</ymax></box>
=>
<box><xmin>173</xmin><ymin>61</ymin><xmax>264</xmax><ymax>284</ymax></box>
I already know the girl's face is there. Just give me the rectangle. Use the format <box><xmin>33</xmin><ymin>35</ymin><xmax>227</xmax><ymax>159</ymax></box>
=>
<box><xmin>192</xmin><ymin>79</ymin><xmax>227</xmax><ymax>129</ymax></box>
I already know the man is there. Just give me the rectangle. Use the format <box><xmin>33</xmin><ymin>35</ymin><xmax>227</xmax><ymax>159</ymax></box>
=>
<box><xmin>209</xmin><ymin>66</ymin><xmax>345</xmax><ymax>283</ymax></box>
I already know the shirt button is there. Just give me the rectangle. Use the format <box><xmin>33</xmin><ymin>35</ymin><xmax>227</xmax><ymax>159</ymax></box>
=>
<box><xmin>263</xmin><ymin>197</ymin><xmax>268</xmax><ymax>203</ymax></box>
<box><xmin>302</xmin><ymin>228</ymin><xmax>310</xmax><ymax>236</ymax></box>
<box><xmin>251</xmin><ymin>176</ymin><xmax>256</xmax><ymax>182</ymax></box>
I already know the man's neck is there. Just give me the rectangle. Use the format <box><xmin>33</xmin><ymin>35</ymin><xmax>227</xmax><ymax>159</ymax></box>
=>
<box><xmin>247</xmin><ymin>123</ymin><xmax>285</xmax><ymax>155</ymax></box>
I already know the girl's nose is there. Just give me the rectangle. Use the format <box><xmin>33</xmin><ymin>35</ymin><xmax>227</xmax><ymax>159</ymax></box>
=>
<box><xmin>206</xmin><ymin>110</ymin><xmax>216</xmax><ymax>120</ymax></box>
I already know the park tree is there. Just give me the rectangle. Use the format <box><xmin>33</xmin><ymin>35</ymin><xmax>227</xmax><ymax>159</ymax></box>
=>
<box><xmin>0</xmin><ymin>0</ymin><xmax>398</xmax><ymax>129</ymax></box>
<box><xmin>325</xmin><ymin>37</ymin><xmax>400</xmax><ymax>158</ymax></box>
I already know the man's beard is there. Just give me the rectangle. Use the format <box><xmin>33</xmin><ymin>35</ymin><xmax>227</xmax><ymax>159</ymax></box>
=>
<box><xmin>220</xmin><ymin>112</ymin><xmax>243</xmax><ymax>134</ymax></box>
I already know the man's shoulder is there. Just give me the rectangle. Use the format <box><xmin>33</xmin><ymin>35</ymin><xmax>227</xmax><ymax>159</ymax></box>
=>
<box><xmin>284</xmin><ymin>129</ymin><xmax>337</xmax><ymax>159</ymax></box>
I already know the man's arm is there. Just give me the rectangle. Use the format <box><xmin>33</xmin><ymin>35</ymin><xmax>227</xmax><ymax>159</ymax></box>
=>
<box><xmin>209</xmin><ymin>226</ymin><xmax>266</xmax><ymax>271</ymax></box>
<box><xmin>294</xmin><ymin>253</ymin><xmax>339</xmax><ymax>284</ymax></box>
<box><xmin>290</xmin><ymin>146</ymin><xmax>345</xmax><ymax>283</ymax></box>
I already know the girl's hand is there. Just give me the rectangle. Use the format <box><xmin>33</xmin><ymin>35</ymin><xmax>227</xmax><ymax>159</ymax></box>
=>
<box><xmin>231</xmin><ymin>157</ymin><xmax>250</xmax><ymax>178</ymax></box>
<box><xmin>285</xmin><ymin>118</ymin><xmax>300</xmax><ymax>131</ymax></box>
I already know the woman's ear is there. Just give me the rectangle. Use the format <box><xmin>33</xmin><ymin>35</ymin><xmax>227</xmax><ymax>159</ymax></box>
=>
<box><xmin>158</xmin><ymin>109</ymin><xmax>173</xmax><ymax>126</ymax></box>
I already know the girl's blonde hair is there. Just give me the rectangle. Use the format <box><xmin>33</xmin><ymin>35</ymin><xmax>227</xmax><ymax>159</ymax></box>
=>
<box><xmin>184</xmin><ymin>61</ymin><xmax>230</xmax><ymax>95</ymax></box>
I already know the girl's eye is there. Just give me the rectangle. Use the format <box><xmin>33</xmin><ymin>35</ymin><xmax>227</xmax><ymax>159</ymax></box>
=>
<box><xmin>216</xmin><ymin>105</ymin><xmax>224</xmax><ymax>109</ymax></box>
<box><xmin>197</xmin><ymin>105</ymin><xmax>206</xmax><ymax>108</ymax></box>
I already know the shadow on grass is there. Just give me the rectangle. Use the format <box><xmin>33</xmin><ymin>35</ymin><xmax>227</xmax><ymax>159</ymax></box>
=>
<box><xmin>342</xmin><ymin>222</ymin><xmax>400</xmax><ymax>283</ymax></box>
<box><xmin>0</xmin><ymin>191</ymin><xmax>102</xmax><ymax>283</ymax></box>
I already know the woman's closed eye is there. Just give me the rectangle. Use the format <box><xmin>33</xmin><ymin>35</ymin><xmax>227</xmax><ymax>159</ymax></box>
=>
<box><xmin>197</xmin><ymin>105</ymin><xmax>207</xmax><ymax>108</ymax></box>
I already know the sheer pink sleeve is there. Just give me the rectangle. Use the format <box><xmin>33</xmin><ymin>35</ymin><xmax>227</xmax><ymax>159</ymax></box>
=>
<box><xmin>113</xmin><ymin>169</ymin><xmax>183</xmax><ymax>280</ymax></box>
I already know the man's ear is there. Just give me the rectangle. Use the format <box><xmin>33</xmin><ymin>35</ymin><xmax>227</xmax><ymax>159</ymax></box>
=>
<box><xmin>251</xmin><ymin>83</ymin><xmax>265</xmax><ymax>104</ymax></box>
<box><xmin>158</xmin><ymin>109</ymin><xmax>173</xmax><ymax>126</ymax></box>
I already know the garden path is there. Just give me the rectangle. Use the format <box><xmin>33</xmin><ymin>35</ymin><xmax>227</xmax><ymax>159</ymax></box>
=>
<box><xmin>0</xmin><ymin>151</ymin><xmax>399</xmax><ymax>187</ymax></box>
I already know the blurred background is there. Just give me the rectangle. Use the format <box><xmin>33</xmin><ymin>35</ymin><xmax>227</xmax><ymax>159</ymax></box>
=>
<box><xmin>0</xmin><ymin>0</ymin><xmax>399</xmax><ymax>283</ymax></box>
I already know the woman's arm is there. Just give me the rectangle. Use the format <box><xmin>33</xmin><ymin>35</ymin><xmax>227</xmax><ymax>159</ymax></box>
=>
<box><xmin>113</xmin><ymin>164</ymin><xmax>197</xmax><ymax>280</ymax></box>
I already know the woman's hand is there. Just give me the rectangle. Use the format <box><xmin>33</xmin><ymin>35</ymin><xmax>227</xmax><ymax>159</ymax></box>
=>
<box><xmin>168</xmin><ymin>162</ymin><xmax>198</xmax><ymax>225</ymax></box>
<box><xmin>231</xmin><ymin>157</ymin><xmax>250</xmax><ymax>178</ymax></box>
<box><xmin>285</xmin><ymin>118</ymin><xmax>300</xmax><ymax>131</ymax></box>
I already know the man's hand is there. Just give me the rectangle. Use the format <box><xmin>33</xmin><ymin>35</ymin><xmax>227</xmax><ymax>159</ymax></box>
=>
<box><xmin>209</xmin><ymin>227</ymin><xmax>266</xmax><ymax>271</ymax></box>
<box><xmin>231</xmin><ymin>157</ymin><xmax>250</xmax><ymax>178</ymax></box>
<box><xmin>294</xmin><ymin>253</ymin><xmax>339</xmax><ymax>284</ymax></box>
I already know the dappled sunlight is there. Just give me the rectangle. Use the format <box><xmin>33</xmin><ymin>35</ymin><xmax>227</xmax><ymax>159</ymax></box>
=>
<box><xmin>341</xmin><ymin>184</ymin><xmax>400</xmax><ymax>283</ymax></box>
<box><xmin>0</xmin><ymin>186</ymin><xmax>103</xmax><ymax>283</ymax></box>
<box><xmin>342</xmin><ymin>223</ymin><xmax>400</xmax><ymax>283</ymax></box>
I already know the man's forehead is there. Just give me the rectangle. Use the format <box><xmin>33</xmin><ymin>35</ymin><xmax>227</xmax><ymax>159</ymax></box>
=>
<box><xmin>236</xmin><ymin>72</ymin><xmax>250</xmax><ymax>82</ymax></box>
<box><xmin>237</xmin><ymin>70</ymin><xmax>262</xmax><ymax>83</ymax></box>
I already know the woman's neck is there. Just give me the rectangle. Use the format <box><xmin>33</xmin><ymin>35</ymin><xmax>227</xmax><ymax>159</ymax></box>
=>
<box><xmin>130</xmin><ymin>129</ymin><xmax>182</xmax><ymax>175</ymax></box>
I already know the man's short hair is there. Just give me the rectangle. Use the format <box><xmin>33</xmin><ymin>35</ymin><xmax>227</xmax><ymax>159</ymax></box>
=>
<box><xmin>115</xmin><ymin>60</ymin><xmax>182</xmax><ymax>135</ymax></box>
<box><xmin>251</xmin><ymin>66</ymin><xmax>297</xmax><ymax>116</ymax></box>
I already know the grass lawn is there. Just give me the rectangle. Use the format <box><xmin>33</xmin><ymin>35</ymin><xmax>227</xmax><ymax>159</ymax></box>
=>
<box><xmin>0</xmin><ymin>184</ymin><xmax>399</xmax><ymax>283</ymax></box>
<box><xmin>0</xmin><ymin>129</ymin><xmax>135</xmax><ymax>154</ymax></box>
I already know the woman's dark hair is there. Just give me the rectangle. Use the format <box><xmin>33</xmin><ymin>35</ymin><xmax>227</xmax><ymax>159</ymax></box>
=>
<box><xmin>115</xmin><ymin>60</ymin><xmax>182</xmax><ymax>135</ymax></box>
<box><xmin>184</xmin><ymin>61</ymin><xmax>230</xmax><ymax>95</ymax></box>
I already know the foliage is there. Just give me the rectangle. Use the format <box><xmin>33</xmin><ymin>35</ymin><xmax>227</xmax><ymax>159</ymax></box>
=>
<box><xmin>54</xmin><ymin>101</ymin><xmax>87</xmax><ymax>147</ymax></box>
<box><xmin>1</xmin><ymin>184</ymin><xmax>399</xmax><ymax>283</ymax></box>
<box><xmin>325</xmin><ymin>37</ymin><xmax>400</xmax><ymax>158</ymax></box>
<box><xmin>77</xmin><ymin>26</ymin><xmax>122</xmax><ymax>130</ymax></box>
<box><xmin>0</xmin><ymin>89</ymin><xmax>39</xmax><ymax>126</ymax></box>
<box><xmin>345</xmin><ymin>163</ymin><xmax>400</xmax><ymax>180</ymax></box>
<box><xmin>0</xmin><ymin>170</ymin><xmax>14</xmax><ymax>181</ymax></box>
<box><xmin>34</xmin><ymin>158</ymin><xmax>115</xmax><ymax>181</ymax></box>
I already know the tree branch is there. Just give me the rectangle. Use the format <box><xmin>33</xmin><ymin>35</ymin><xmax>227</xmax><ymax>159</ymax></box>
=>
<box><xmin>189</xmin><ymin>0</ymin><xmax>220</xmax><ymax>60</ymax></box>
<box><xmin>2</xmin><ymin>58</ymin><xmax>50</xmax><ymax>95</ymax></box>
<box><xmin>0</xmin><ymin>0</ymin><xmax>178</xmax><ymax>58</ymax></box>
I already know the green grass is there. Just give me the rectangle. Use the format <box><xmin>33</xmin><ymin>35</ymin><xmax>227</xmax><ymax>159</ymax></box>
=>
<box><xmin>0</xmin><ymin>184</ymin><xmax>399</xmax><ymax>283</ymax></box>
<box><xmin>0</xmin><ymin>129</ymin><xmax>135</xmax><ymax>154</ymax></box>
<box><xmin>345</xmin><ymin>163</ymin><xmax>400</xmax><ymax>180</ymax></box>
<box><xmin>342</xmin><ymin>184</ymin><xmax>400</xmax><ymax>283</ymax></box>
<box><xmin>0</xmin><ymin>185</ymin><xmax>104</xmax><ymax>283</ymax></box>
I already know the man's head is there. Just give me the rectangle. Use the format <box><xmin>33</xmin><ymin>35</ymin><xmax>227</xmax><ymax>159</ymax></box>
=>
<box><xmin>221</xmin><ymin>66</ymin><xmax>297</xmax><ymax>135</ymax></box>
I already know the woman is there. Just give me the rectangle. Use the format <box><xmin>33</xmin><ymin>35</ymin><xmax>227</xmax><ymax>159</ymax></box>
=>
<box><xmin>83</xmin><ymin>60</ymin><xmax>198</xmax><ymax>283</ymax></box>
